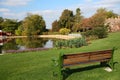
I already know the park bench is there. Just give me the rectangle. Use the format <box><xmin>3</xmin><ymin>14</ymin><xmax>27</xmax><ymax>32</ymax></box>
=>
<box><xmin>52</xmin><ymin>48</ymin><xmax>115</xmax><ymax>80</ymax></box>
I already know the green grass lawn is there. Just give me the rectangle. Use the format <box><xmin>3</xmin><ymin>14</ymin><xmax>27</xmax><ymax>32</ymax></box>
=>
<box><xmin>0</xmin><ymin>32</ymin><xmax>120</xmax><ymax>80</ymax></box>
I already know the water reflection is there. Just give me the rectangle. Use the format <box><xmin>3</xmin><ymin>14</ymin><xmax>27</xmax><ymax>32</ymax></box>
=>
<box><xmin>0</xmin><ymin>37</ymin><xmax>55</xmax><ymax>54</ymax></box>
<box><xmin>44</xmin><ymin>40</ymin><xmax>53</xmax><ymax>48</ymax></box>
<box><xmin>15</xmin><ymin>37</ymin><xmax>48</xmax><ymax>48</ymax></box>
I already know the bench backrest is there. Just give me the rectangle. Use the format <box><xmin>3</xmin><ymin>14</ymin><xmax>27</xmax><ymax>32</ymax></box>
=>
<box><xmin>62</xmin><ymin>49</ymin><xmax>113</xmax><ymax>67</ymax></box>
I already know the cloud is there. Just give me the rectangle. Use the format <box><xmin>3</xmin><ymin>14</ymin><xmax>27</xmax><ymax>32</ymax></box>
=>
<box><xmin>93</xmin><ymin>0</ymin><xmax>120</xmax><ymax>14</ymax></box>
<box><xmin>30</xmin><ymin>10</ymin><xmax>61</xmax><ymax>18</ymax></box>
<box><xmin>0</xmin><ymin>8</ymin><xmax>10</xmax><ymax>13</ymax></box>
<box><xmin>0</xmin><ymin>0</ymin><xmax>31</xmax><ymax>6</ymax></box>
<box><xmin>84</xmin><ymin>0</ymin><xmax>93</xmax><ymax>2</ymax></box>
<box><xmin>1</xmin><ymin>9</ymin><xmax>61</xmax><ymax>28</ymax></box>
<box><xmin>2</xmin><ymin>12</ymin><xmax>26</xmax><ymax>20</ymax></box>
<box><xmin>29</xmin><ymin>10</ymin><xmax>62</xmax><ymax>28</ymax></box>
<box><xmin>95</xmin><ymin>0</ymin><xmax>120</xmax><ymax>9</ymax></box>
<box><xmin>68</xmin><ymin>0</ymin><xmax>120</xmax><ymax>17</ymax></box>
<box><xmin>97</xmin><ymin>0</ymin><xmax>120</xmax><ymax>5</ymax></box>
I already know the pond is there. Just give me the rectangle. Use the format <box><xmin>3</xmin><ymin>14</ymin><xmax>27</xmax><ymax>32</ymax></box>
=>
<box><xmin>0</xmin><ymin>37</ymin><xmax>56</xmax><ymax>54</ymax></box>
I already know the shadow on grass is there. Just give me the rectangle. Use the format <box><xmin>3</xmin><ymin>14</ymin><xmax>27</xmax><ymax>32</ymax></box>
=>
<box><xmin>63</xmin><ymin>62</ymin><xmax>119</xmax><ymax>80</ymax></box>
<box><xmin>63</xmin><ymin>64</ymin><xmax>106</xmax><ymax>80</ymax></box>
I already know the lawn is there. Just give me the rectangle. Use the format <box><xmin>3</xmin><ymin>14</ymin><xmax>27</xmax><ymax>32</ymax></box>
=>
<box><xmin>0</xmin><ymin>32</ymin><xmax>120</xmax><ymax>80</ymax></box>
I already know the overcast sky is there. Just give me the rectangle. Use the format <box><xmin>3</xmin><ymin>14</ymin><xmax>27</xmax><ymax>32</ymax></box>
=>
<box><xmin>0</xmin><ymin>0</ymin><xmax>120</xmax><ymax>29</ymax></box>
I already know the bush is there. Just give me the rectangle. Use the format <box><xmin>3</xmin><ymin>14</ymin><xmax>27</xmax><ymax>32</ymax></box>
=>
<box><xmin>83</xmin><ymin>30</ymin><xmax>93</xmax><ymax>37</ymax></box>
<box><xmin>42</xmin><ymin>32</ymin><xmax>60</xmax><ymax>35</ymax></box>
<box><xmin>84</xmin><ymin>25</ymin><xmax>108</xmax><ymax>39</ymax></box>
<box><xmin>93</xmin><ymin>26</ymin><xmax>108</xmax><ymax>38</ymax></box>
<box><xmin>59</xmin><ymin>28</ymin><xmax>71</xmax><ymax>35</ymax></box>
<box><xmin>55</xmin><ymin>40</ymin><xmax>64</xmax><ymax>48</ymax></box>
<box><xmin>55</xmin><ymin>37</ymin><xmax>87</xmax><ymax>48</ymax></box>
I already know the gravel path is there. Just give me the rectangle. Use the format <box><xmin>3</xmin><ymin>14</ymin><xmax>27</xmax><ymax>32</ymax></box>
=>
<box><xmin>7</xmin><ymin>35</ymin><xmax>76</xmax><ymax>40</ymax></box>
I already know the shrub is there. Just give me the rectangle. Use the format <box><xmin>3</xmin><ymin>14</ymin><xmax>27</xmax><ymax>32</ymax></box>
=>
<box><xmin>84</xmin><ymin>25</ymin><xmax>108</xmax><ymax>39</ymax></box>
<box><xmin>93</xmin><ymin>26</ymin><xmax>108</xmax><ymax>38</ymax></box>
<box><xmin>83</xmin><ymin>30</ymin><xmax>93</xmax><ymax>37</ymax></box>
<box><xmin>42</xmin><ymin>32</ymin><xmax>60</xmax><ymax>35</ymax></box>
<box><xmin>59</xmin><ymin>28</ymin><xmax>71</xmax><ymax>35</ymax></box>
<box><xmin>55</xmin><ymin>37</ymin><xmax>87</xmax><ymax>48</ymax></box>
<box><xmin>55</xmin><ymin>40</ymin><xmax>64</xmax><ymax>48</ymax></box>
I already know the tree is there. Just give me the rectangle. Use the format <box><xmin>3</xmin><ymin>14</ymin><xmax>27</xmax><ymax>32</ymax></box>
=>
<box><xmin>52</xmin><ymin>20</ymin><xmax>59</xmax><ymax>32</ymax></box>
<box><xmin>1</xmin><ymin>19</ymin><xmax>18</xmax><ymax>34</ymax></box>
<box><xmin>79</xmin><ymin>8</ymin><xmax>118</xmax><ymax>33</ymax></box>
<box><xmin>0</xmin><ymin>17</ymin><xmax>4</xmax><ymax>29</ymax></box>
<box><xmin>18</xmin><ymin>14</ymin><xmax>46</xmax><ymax>36</ymax></box>
<box><xmin>72</xmin><ymin>8</ymin><xmax>83</xmax><ymax>32</ymax></box>
<box><xmin>92</xmin><ymin>25</ymin><xmax>108</xmax><ymax>38</ymax></box>
<box><xmin>90</xmin><ymin>8</ymin><xmax>107</xmax><ymax>28</ymax></box>
<box><xmin>106</xmin><ymin>10</ymin><xmax>118</xmax><ymax>18</ymax></box>
<box><xmin>59</xmin><ymin>9</ymin><xmax>74</xmax><ymax>30</ymax></box>
<box><xmin>78</xmin><ymin>18</ymin><xmax>92</xmax><ymax>32</ymax></box>
<box><xmin>15</xmin><ymin>21</ymin><xmax>23</xmax><ymax>36</ymax></box>
<box><xmin>74</xmin><ymin>8</ymin><xmax>83</xmax><ymax>23</ymax></box>
<box><xmin>89</xmin><ymin>8</ymin><xmax>118</xmax><ymax>28</ymax></box>
<box><xmin>15</xmin><ymin>25</ymin><xmax>23</xmax><ymax>36</ymax></box>
<box><xmin>0</xmin><ymin>17</ymin><xmax>4</xmax><ymax>23</ymax></box>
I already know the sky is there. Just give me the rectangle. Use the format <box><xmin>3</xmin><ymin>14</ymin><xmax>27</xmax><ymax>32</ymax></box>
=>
<box><xmin>0</xmin><ymin>0</ymin><xmax>120</xmax><ymax>29</ymax></box>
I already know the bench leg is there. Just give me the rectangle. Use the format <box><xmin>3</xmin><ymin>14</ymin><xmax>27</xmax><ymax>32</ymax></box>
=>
<box><xmin>108</xmin><ymin>48</ymin><xmax>115</xmax><ymax>70</ymax></box>
<box><xmin>100</xmin><ymin>61</ymin><xmax>107</xmax><ymax>66</ymax></box>
<box><xmin>108</xmin><ymin>59</ymin><xmax>114</xmax><ymax>70</ymax></box>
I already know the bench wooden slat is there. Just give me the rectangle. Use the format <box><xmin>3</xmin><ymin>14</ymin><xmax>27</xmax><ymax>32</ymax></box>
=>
<box><xmin>63</xmin><ymin>50</ymin><xmax>112</xmax><ymax>59</ymax></box>
<box><xmin>90</xmin><ymin>54</ymin><xmax>111</xmax><ymax>58</ymax></box>
<box><xmin>63</xmin><ymin>58</ymin><xmax>110</xmax><ymax>67</ymax></box>
<box><xmin>63</xmin><ymin>50</ymin><xmax>112</xmax><ymax>67</ymax></box>
<box><xmin>64</xmin><ymin>53</ymin><xmax>111</xmax><ymax>60</ymax></box>
<box><xmin>63</xmin><ymin>57</ymin><xmax>111</xmax><ymax>66</ymax></box>
<box><xmin>64</xmin><ymin>57</ymin><xmax>89</xmax><ymax>64</ymax></box>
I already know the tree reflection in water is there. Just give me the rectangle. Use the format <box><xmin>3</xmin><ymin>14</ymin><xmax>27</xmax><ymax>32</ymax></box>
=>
<box><xmin>16</xmin><ymin>37</ymin><xmax>48</xmax><ymax>48</ymax></box>
<box><xmin>0</xmin><ymin>37</ymin><xmax>55</xmax><ymax>54</ymax></box>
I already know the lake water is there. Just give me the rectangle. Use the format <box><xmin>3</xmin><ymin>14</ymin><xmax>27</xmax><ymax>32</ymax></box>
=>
<box><xmin>0</xmin><ymin>37</ymin><xmax>56</xmax><ymax>54</ymax></box>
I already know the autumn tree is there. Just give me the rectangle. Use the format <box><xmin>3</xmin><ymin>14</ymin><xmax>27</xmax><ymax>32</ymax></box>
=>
<box><xmin>80</xmin><ymin>18</ymin><xmax>92</xmax><ymax>32</ymax></box>
<box><xmin>89</xmin><ymin>8</ymin><xmax>118</xmax><ymax>28</ymax></box>
<box><xmin>82</xmin><ymin>8</ymin><xmax>118</xmax><ymax>38</ymax></box>
<box><xmin>52</xmin><ymin>20</ymin><xmax>59</xmax><ymax>32</ymax></box>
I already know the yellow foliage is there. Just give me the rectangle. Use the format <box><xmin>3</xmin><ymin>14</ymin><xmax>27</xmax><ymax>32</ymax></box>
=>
<box><xmin>59</xmin><ymin>28</ymin><xmax>71</xmax><ymax>35</ymax></box>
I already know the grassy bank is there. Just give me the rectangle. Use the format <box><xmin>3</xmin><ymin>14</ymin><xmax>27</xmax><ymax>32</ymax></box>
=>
<box><xmin>0</xmin><ymin>32</ymin><xmax>120</xmax><ymax>80</ymax></box>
